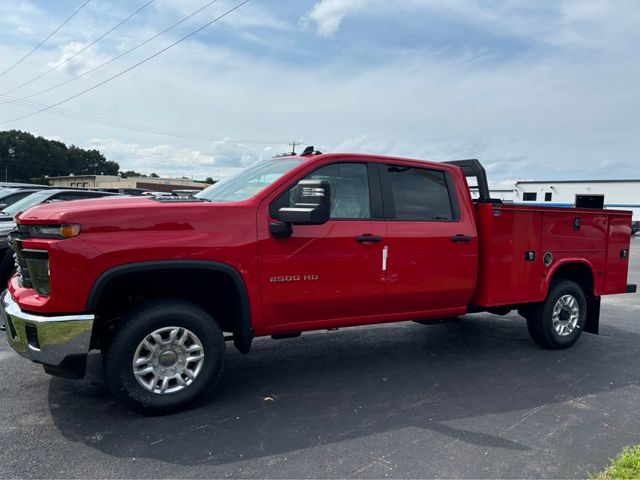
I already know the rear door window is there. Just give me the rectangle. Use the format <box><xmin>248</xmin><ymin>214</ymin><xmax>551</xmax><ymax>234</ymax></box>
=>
<box><xmin>385</xmin><ymin>165</ymin><xmax>456</xmax><ymax>221</ymax></box>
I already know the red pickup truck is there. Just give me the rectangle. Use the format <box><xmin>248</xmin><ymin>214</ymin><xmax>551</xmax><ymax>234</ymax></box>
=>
<box><xmin>1</xmin><ymin>151</ymin><xmax>636</xmax><ymax>414</ymax></box>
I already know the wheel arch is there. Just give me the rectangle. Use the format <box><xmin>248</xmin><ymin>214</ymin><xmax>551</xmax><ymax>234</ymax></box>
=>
<box><xmin>545</xmin><ymin>259</ymin><xmax>600</xmax><ymax>335</ymax></box>
<box><xmin>87</xmin><ymin>260</ymin><xmax>253</xmax><ymax>353</ymax></box>
<box><xmin>546</xmin><ymin>259</ymin><xmax>596</xmax><ymax>297</ymax></box>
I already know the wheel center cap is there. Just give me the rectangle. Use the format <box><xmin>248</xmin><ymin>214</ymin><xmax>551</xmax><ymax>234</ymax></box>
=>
<box><xmin>159</xmin><ymin>350</ymin><xmax>178</xmax><ymax>367</ymax></box>
<box><xmin>559</xmin><ymin>308</ymin><xmax>571</xmax><ymax>321</ymax></box>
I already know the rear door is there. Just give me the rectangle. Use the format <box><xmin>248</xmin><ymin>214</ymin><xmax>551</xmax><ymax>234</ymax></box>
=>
<box><xmin>380</xmin><ymin>162</ymin><xmax>478</xmax><ymax>316</ymax></box>
<box><xmin>258</xmin><ymin>161</ymin><xmax>388</xmax><ymax>329</ymax></box>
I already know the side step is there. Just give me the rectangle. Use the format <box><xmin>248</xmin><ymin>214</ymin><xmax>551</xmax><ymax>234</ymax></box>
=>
<box><xmin>271</xmin><ymin>332</ymin><xmax>301</xmax><ymax>340</ymax></box>
<box><xmin>413</xmin><ymin>317</ymin><xmax>458</xmax><ymax>326</ymax></box>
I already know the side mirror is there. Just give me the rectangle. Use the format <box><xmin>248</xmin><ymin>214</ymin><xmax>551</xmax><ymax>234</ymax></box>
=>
<box><xmin>278</xmin><ymin>179</ymin><xmax>331</xmax><ymax>225</ymax></box>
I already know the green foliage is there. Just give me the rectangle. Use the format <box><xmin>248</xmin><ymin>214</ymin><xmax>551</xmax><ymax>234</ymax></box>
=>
<box><xmin>30</xmin><ymin>177</ymin><xmax>52</xmax><ymax>185</ymax></box>
<box><xmin>0</xmin><ymin>130</ymin><xmax>119</xmax><ymax>183</ymax></box>
<box><xmin>205</xmin><ymin>177</ymin><xmax>215</xmax><ymax>184</ymax></box>
<box><xmin>150</xmin><ymin>172</ymin><xmax>159</xmax><ymax>178</ymax></box>
<box><xmin>595</xmin><ymin>445</ymin><xmax>640</xmax><ymax>479</ymax></box>
<box><xmin>119</xmin><ymin>170</ymin><xmax>144</xmax><ymax>178</ymax></box>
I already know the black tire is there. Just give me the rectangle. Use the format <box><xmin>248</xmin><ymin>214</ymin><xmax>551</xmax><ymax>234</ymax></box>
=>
<box><xmin>104</xmin><ymin>299</ymin><xmax>225</xmax><ymax>415</ymax></box>
<box><xmin>524</xmin><ymin>280</ymin><xmax>587</xmax><ymax>349</ymax></box>
<box><xmin>0</xmin><ymin>249</ymin><xmax>16</xmax><ymax>288</ymax></box>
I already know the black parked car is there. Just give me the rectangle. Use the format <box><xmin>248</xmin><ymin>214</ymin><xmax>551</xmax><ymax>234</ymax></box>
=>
<box><xmin>0</xmin><ymin>188</ymin><xmax>43</xmax><ymax>210</ymax></box>
<box><xmin>0</xmin><ymin>189</ymin><xmax>119</xmax><ymax>286</ymax></box>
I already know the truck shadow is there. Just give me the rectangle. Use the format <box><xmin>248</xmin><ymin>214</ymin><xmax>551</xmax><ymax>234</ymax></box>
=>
<box><xmin>47</xmin><ymin>314</ymin><xmax>639</xmax><ymax>466</ymax></box>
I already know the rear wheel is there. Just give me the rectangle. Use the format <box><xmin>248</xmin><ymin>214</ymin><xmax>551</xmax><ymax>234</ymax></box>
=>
<box><xmin>523</xmin><ymin>280</ymin><xmax>587</xmax><ymax>349</ymax></box>
<box><xmin>104</xmin><ymin>299</ymin><xmax>225</xmax><ymax>415</ymax></box>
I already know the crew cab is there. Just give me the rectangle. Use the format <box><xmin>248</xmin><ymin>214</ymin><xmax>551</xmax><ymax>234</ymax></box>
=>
<box><xmin>1</xmin><ymin>151</ymin><xmax>636</xmax><ymax>414</ymax></box>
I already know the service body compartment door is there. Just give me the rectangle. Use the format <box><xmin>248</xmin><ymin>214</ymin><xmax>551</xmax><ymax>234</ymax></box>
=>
<box><xmin>472</xmin><ymin>205</ymin><xmax>545</xmax><ymax>306</ymax></box>
<box><xmin>604</xmin><ymin>215</ymin><xmax>633</xmax><ymax>294</ymax></box>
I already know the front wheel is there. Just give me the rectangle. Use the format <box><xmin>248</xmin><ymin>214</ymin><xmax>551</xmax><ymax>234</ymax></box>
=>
<box><xmin>522</xmin><ymin>280</ymin><xmax>587</xmax><ymax>349</ymax></box>
<box><xmin>104</xmin><ymin>300</ymin><xmax>225</xmax><ymax>415</ymax></box>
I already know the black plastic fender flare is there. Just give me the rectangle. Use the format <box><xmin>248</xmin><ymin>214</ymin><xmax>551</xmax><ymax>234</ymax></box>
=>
<box><xmin>86</xmin><ymin>260</ymin><xmax>253</xmax><ymax>353</ymax></box>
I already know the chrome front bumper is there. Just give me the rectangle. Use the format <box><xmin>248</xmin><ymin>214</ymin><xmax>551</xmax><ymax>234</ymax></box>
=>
<box><xmin>1</xmin><ymin>291</ymin><xmax>94</xmax><ymax>377</ymax></box>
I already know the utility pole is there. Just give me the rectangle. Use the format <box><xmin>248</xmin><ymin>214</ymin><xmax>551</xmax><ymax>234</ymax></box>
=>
<box><xmin>289</xmin><ymin>141</ymin><xmax>298</xmax><ymax>154</ymax></box>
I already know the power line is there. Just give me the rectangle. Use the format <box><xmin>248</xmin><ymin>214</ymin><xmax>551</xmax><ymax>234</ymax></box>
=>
<box><xmin>1</xmin><ymin>0</ymin><xmax>155</xmax><ymax>96</ymax></box>
<box><xmin>0</xmin><ymin>0</ymin><xmax>92</xmax><ymax>79</ymax></box>
<box><xmin>0</xmin><ymin>0</ymin><xmax>222</xmax><ymax>104</ymax></box>
<box><xmin>0</xmin><ymin>93</ymin><xmax>286</xmax><ymax>145</ymax></box>
<box><xmin>2</xmin><ymin>0</ymin><xmax>252</xmax><ymax>125</ymax></box>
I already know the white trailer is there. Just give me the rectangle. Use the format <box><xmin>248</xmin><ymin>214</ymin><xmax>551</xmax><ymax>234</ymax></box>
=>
<box><xmin>513</xmin><ymin>179</ymin><xmax>640</xmax><ymax>222</ymax></box>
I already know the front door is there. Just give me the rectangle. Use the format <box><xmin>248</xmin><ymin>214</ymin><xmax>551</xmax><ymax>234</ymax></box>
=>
<box><xmin>257</xmin><ymin>162</ymin><xmax>387</xmax><ymax>330</ymax></box>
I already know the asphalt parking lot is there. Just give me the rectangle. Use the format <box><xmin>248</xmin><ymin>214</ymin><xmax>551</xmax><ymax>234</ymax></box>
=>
<box><xmin>1</xmin><ymin>238</ymin><xmax>639</xmax><ymax>479</ymax></box>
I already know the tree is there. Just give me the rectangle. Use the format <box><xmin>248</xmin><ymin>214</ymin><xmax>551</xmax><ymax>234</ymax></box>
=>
<box><xmin>150</xmin><ymin>172</ymin><xmax>159</xmax><ymax>178</ymax></box>
<box><xmin>205</xmin><ymin>177</ymin><xmax>215</xmax><ymax>184</ymax></box>
<box><xmin>119</xmin><ymin>170</ymin><xmax>143</xmax><ymax>178</ymax></box>
<box><xmin>0</xmin><ymin>130</ymin><xmax>119</xmax><ymax>182</ymax></box>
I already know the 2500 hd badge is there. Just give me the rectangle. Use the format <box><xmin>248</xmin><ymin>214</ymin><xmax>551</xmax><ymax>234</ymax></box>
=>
<box><xmin>270</xmin><ymin>274</ymin><xmax>319</xmax><ymax>283</ymax></box>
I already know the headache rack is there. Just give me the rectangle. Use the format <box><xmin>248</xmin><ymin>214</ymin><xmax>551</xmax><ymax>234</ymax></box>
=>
<box><xmin>444</xmin><ymin>159</ymin><xmax>501</xmax><ymax>204</ymax></box>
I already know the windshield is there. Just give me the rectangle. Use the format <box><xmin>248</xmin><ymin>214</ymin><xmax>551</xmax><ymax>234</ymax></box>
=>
<box><xmin>196</xmin><ymin>158</ymin><xmax>307</xmax><ymax>202</ymax></box>
<box><xmin>2</xmin><ymin>190</ymin><xmax>53</xmax><ymax>217</ymax></box>
<box><xmin>0</xmin><ymin>189</ymin><xmax>18</xmax><ymax>201</ymax></box>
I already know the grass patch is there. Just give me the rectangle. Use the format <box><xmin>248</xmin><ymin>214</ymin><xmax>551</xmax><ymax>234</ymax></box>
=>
<box><xmin>596</xmin><ymin>445</ymin><xmax>640</xmax><ymax>479</ymax></box>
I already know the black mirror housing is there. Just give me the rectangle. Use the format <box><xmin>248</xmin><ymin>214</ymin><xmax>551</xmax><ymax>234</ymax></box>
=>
<box><xmin>278</xmin><ymin>179</ymin><xmax>331</xmax><ymax>225</ymax></box>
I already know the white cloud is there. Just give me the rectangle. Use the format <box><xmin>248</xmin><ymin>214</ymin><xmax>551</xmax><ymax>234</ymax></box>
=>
<box><xmin>10</xmin><ymin>35</ymin><xmax>639</xmax><ymax>182</ymax></box>
<box><xmin>88</xmin><ymin>137</ymin><xmax>277</xmax><ymax>180</ymax></box>
<box><xmin>301</xmin><ymin>0</ymin><xmax>640</xmax><ymax>52</ymax></box>
<box><xmin>1</xmin><ymin>0</ymin><xmax>639</xmax><ymax>185</ymax></box>
<box><xmin>301</xmin><ymin>0</ymin><xmax>371</xmax><ymax>37</ymax></box>
<box><xmin>47</xmin><ymin>42</ymin><xmax>111</xmax><ymax>76</ymax></box>
<box><xmin>0</xmin><ymin>1</ymin><xmax>49</xmax><ymax>38</ymax></box>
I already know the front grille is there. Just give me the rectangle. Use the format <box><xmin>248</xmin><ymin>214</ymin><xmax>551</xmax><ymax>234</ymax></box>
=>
<box><xmin>9</xmin><ymin>225</ymin><xmax>34</xmax><ymax>288</ymax></box>
<box><xmin>10</xmin><ymin>237</ymin><xmax>32</xmax><ymax>288</ymax></box>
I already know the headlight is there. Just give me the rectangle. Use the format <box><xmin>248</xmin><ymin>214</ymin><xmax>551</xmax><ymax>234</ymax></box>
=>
<box><xmin>27</xmin><ymin>224</ymin><xmax>81</xmax><ymax>239</ymax></box>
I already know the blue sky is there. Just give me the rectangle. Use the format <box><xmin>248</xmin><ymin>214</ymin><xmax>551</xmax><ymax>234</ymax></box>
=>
<box><xmin>0</xmin><ymin>0</ymin><xmax>638</xmax><ymax>184</ymax></box>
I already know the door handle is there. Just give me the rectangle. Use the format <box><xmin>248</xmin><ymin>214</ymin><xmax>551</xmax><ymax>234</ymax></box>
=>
<box><xmin>356</xmin><ymin>235</ymin><xmax>383</xmax><ymax>243</ymax></box>
<box><xmin>451</xmin><ymin>234</ymin><xmax>473</xmax><ymax>243</ymax></box>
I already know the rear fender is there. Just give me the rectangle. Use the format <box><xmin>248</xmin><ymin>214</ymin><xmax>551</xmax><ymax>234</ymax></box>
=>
<box><xmin>546</xmin><ymin>259</ymin><xmax>600</xmax><ymax>335</ymax></box>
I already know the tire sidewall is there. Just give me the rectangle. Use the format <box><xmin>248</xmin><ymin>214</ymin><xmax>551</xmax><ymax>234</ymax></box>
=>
<box><xmin>106</xmin><ymin>301</ymin><xmax>225</xmax><ymax>414</ymax></box>
<box><xmin>542</xmin><ymin>281</ymin><xmax>587</xmax><ymax>348</ymax></box>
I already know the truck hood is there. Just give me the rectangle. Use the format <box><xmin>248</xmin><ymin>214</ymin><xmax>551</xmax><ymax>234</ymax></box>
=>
<box><xmin>15</xmin><ymin>196</ymin><xmax>236</xmax><ymax>233</ymax></box>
